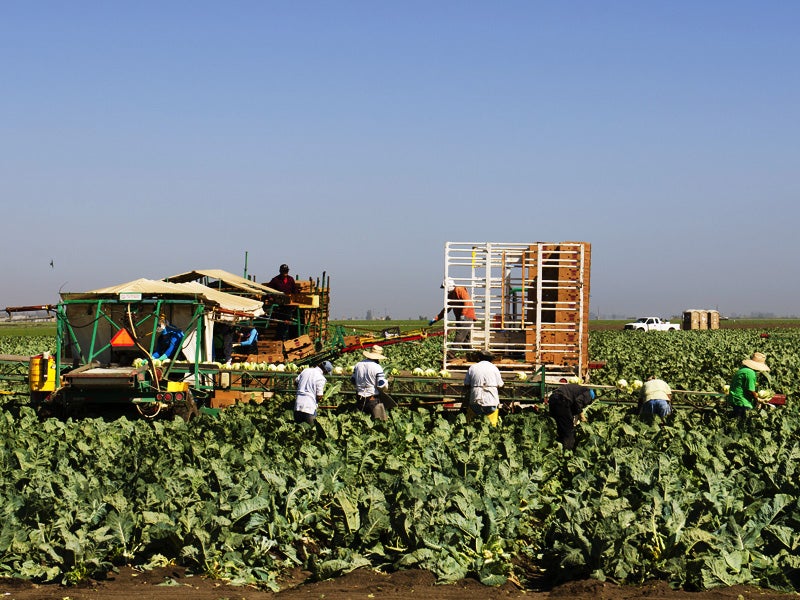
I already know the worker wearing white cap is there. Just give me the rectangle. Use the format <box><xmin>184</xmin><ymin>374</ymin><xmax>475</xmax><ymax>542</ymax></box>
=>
<box><xmin>429</xmin><ymin>277</ymin><xmax>476</xmax><ymax>347</ymax></box>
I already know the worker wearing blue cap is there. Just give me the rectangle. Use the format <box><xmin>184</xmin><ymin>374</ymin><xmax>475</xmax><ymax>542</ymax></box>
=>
<box><xmin>547</xmin><ymin>383</ymin><xmax>597</xmax><ymax>450</ymax></box>
<box><xmin>294</xmin><ymin>360</ymin><xmax>334</xmax><ymax>425</ymax></box>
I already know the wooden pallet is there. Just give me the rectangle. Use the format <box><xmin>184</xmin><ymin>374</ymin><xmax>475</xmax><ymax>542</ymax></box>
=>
<box><xmin>246</xmin><ymin>353</ymin><xmax>284</xmax><ymax>363</ymax></box>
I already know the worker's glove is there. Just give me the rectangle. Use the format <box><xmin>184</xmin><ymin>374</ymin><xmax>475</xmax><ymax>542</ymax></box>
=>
<box><xmin>428</xmin><ymin>319</ymin><xmax>436</xmax><ymax>326</ymax></box>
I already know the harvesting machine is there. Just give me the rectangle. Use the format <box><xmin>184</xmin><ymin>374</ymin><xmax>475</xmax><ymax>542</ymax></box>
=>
<box><xmin>0</xmin><ymin>241</ymin><xmax>604</xmax><ymax>417</ymax></box>
<box><xmin>1</xmin><ymin>268</ymin><xmax>334</xmax><ymax>419</ymax></box>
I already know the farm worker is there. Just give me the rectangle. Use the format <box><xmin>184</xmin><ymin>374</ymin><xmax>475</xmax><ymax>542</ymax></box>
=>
<box><xmin>214</xmin><ymin>322</ymin><xmax>235</xmax><ymax>366</ymax></box>
<box><xmin>294</xmin><ymin>361</ymin><xmax>333</xmax><ymax>426</ymax></box>
<box><xmin>429</xmin><ymin>277</ymin><xmax>476</xmax><ymax>347</ymax></box>
<box><xmin>727</xmin><ymin>352</ymin><xmax>769</xmax><ymax>418</ymax></box>
<box><xmin>638</xmin><ymin>376</ymin><xmax>673</xmax><ymax>418</ymax></box>
<box><xmin>463</xmin><ymin>350</ymin><xmax>504</xmax><ymax>426</ymax></box>
<box><xmin>547</xmin><ymin>383</ymin><xmax>596</xmax><ymax>450</ymax></box>
<box><xmin>351</xmin><ymin>345</ymin><xmax>390</xmax><ymax>421</ymax></box>
<box><xmin>267</xmin><ymin>263</ymin><xmax>298</xmax><ymax>340</ymax></box>
<box><xmin>152</xmin><ymin>316</ymin><xmax>184</xmax><ymax>360</ymax></box>
<box><xmin>235</xmin><ymin>326</ymin><xmax>258</xmax><ymax>355</ymax></box>
<box><xmin>267</xmin><ymin>263</ymin><xmax>297</xmax><ymax>295</ymax></box>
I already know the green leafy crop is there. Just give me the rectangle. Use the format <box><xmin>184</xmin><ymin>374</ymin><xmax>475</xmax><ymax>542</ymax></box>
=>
<box><xmin>1</xmin><ymin>331</ymin><xmax>800</xmax><ymax>592</ymax></box>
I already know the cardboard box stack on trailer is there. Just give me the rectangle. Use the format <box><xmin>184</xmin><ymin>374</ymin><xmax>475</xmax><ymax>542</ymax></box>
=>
<box><xmin>246</xmin><ymin>341</ymin><xmax>285</xmax><ymax>364</ymax></box>
<box><xmin>284</xmin><ymin>334</ymin><xmax>316</xmax><ymax>362</ymax></box>
<box><xmin>683</xmin><ymin>309</ymin><xmax>720</xmax><ymax>330</ymax></box>
<box><xmin>523</xmin><ymin>242</ymin><xmax>591</xmax><ymax>375</ymax></box>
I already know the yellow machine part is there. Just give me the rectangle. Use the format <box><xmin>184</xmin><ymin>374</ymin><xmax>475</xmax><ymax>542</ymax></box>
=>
<box><xmin>29</xmin><ymin>355</ymin><xmax>57</xmax><ymax>392</ymax></box>
<box><xmin>166</xmin><ymin>381</ymin><xmax>189</xmax><ymax>393</ymax></box>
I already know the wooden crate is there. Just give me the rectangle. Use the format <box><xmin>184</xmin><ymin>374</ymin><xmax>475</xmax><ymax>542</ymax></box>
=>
<box><xmin>289</xmin><ymin>293</ymin><xmax>319</xmax><ymax>308</ymax></box>
<box><xmin>540</xmin><ymin>352</ymin><xmax>580</xmax><ymax>367</ymax></box>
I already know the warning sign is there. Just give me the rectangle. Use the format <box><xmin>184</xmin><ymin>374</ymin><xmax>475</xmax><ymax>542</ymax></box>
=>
<box><xmin>110</xmin><ymin>329</ymin><xmax>136</xmax><ymax>347</ymax></box>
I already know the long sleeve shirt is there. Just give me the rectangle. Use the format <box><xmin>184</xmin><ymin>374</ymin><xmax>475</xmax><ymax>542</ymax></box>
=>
<box><xmin>728</xmin><ymin>367</ymin><xmax>758</xmax><ymax>409</ymax></box>
<box><xmin>268</xmin><ymin>274</ymin><xmax>297</xmax><ymax>294</ymax></box>
<box><xmin>436</xmin><ymin>287</ymin><xmax>476</xmax><ymax>321</ymax></box>
<box><xmin>239</xmin><ymin>328</ymin><xmax>258</xmax><ymax>346</ymax></box>
<box><xmin>549</xmin><ymin>384</ymin><xmax>595</xmax><ymax>417</ymax></box>
<box><xmin>153</xmin><ymin>325</ymin><xmax>184</xmax><ymax>359</ymax></box>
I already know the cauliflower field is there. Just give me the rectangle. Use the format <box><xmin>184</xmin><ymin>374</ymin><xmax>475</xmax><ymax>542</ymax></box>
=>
<box><xmin>0</xmin><ymin>329</ymin><xmax>799</xmax><ymax>591</ymax></box>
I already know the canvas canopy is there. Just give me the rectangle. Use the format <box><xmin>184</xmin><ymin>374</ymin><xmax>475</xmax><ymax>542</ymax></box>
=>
<box><xmin>61</xmin><ymin>278</ymin><xmax>265</xmax><ymax>318</ymax></box>
<box><xmin>60</xmin><ymin>278</ymin><xmax>267</xmax><ymax>365</ymax></box>
<box><xmin>165</xmin><ymin>269</ymin><xmax>285</xmax><ymax>297</ymax></box>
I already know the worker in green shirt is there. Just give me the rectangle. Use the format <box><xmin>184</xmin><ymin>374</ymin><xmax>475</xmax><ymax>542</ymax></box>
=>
<box><xmin>727</xmin><ymin>352</ymin><xmax>769</xmax><ymax>418</ymax></box>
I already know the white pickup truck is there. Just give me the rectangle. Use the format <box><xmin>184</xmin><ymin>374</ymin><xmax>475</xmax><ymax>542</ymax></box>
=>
<box><xmin>623</xmin><ymin>317</ymin><xmax>681</xmax><ymax>332</ymax></box>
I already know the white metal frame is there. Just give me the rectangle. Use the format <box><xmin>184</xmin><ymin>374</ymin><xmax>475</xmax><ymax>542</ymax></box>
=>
<box><xmin>442</xmin><ymin>241</ymin><xmax>590</xmax><ymax>376</ymax></box>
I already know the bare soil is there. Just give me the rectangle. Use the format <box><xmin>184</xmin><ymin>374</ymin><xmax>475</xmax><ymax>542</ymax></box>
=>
<box><xmin>0</xmin><ymin>567</ymin><xmax>796</xmax><ymax>600</ymax></box>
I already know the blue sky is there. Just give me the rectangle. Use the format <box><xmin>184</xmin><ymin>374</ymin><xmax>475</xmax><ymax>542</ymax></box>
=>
<box><xmin>2</xmin><ymin>1</ymin><xmax>798</xmax><ymax>319</ymax></box>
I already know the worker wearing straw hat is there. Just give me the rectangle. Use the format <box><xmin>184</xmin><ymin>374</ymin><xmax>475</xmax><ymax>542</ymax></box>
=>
<box><xmin>727</xmin><ymin>352</ymin><xmax>769</xmax><ymax>418</ymax></box>
<box><xmin>351</xmin><ymin>345</ymin><xmax>390</xmax><ymax>420</ymax></box>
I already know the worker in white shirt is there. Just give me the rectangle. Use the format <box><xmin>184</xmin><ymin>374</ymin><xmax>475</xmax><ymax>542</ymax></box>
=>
<box><xmin>294</xmin><ymin>361</ymin><xmax>334</xmax><ymax>425</ymax></box>
<box><xmin>463</xmin><ymin>350</ymin><xmax>504</xmax><ymax>426</ymax></box>
<box><xmin>351</xmin><ymin>345</ymin><xmax>390</xmax><ymax>421</ymax></box>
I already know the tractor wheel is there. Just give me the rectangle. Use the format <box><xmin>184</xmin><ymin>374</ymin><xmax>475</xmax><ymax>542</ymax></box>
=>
<box><xmin>173</xmin><ymin>391</ymin><xmax>199</xmax><ymax>422</ymax></box>
<box><xmin>34</xmin><ymin>391</ymin><xmax>72</xmax><ymax>420</ymax></box>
